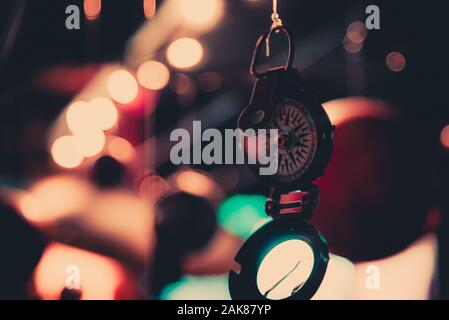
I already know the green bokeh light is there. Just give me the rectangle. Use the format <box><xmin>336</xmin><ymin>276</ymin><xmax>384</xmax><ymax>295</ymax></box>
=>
<box><xmin>217</xmin><ymin>194</ymin><xmax>271</xmax><ymax>240</ymax></box>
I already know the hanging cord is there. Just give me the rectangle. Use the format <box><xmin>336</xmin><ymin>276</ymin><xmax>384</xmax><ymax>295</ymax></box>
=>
<box><xmin>271</xmin><ymin>0</ymin><xmax>283</xmax><ymax>29</ymax></box>
<box><xmin>266</xmin><ymin>0</ymin><xmax>283</xmax><ymax>57</ymax></box>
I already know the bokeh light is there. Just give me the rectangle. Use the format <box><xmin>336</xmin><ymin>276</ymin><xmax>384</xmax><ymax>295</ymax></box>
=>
<box><xmin>84</xmin><ymin>0</ymin><xmax>102</xmax><ymax>21</ymax></box>
<box><xmin>83</xmin><ymin>191</ymin><xmax>154</xmax><ymax>258</ymax></box>
<box><xmin>171</xmin><ymin>73</ymin><xmax>196</xmax><ymax>95</ymax></box>
<box><xmin>175</xmin><ymin>170</ymin><xmax>215</xmax><ymax>197</ymax></box>
<box><xmin>197</xmin><ymin>72</ymin><xmax>223</xmax><ymax>92</ymax></box>
<box><xmin>107</xmin><ymin>69</ymin><xmax>139</xmax><ymax>104</ymax></box>
<box><xmin>440</xmin><ymin>125</ymin><xmax>449</xmax><ymax>148</ymax></box>
<box><xmin>51</xmin><ymin>136</ymin><xmax>84</xmax><ymax>169</ymax></box>
<box><xmin>346</xmin><ymin>21</ymin><xmax>367</xmax><ymax>44</ymax></box>
<box><xmin>143</xmin><ymin>0</ymin><xmax>156</xmax><ymax>19</ymax></box>
<box><xmin>137</xmin><ymin>174</ymin><xmax>170</xmax><ymax>201</ymax></box>
<box><xmin>137</xmin><ymin>60</ymin><xmax>170</xmax><ymax>90</ymax></box>
<box><xmin>66</xmin><ymin>101</ymin><xmax>93</xmax><ymax>133</ymax></box>
<box><xmin>89</xmin><ymin>97</ymin><xmax>118</xmax><ymax>131</ymax></box>
<box><xmin>106</xmin><ymin>136</ymin><xmax>135</xmax><ymax>163</ymax></box>
<box><xmin>19</xmin><ymin>175</ymin><xmax>95</xmax><ymax>224</ymax></box>
<box><xmin>67</xmin><ymin>98</ymin><xmax>118</xmax><ymax>133</ymax></box>
<box><xmin>73</xmin><ymin>130</ymin><xmax>106</xmax><ymax>158</ymax></box>
<box><xmin>343</xmin><ymin>35</ymin><xmax>364</xmax><ymax>54</ymax></box>
<box><xmin>217</xmin><ymin>194</ymin><xmax>267</xmax><ymax>240</ymax></box>
<box><xmin>180</xmin><ymin>0</ymin><xmax>223</xmax><ymax>26</ymax></box>
<box><xmin>34</xmin><ymin>243</ymin><xmax>125</xmax><ymax>300</ymax></box>
<box><xmin>386</xmin><ymin>51</ymin><xmax>406</xmax><ymax>72</ymax></box>
<box><xmin>166</xmin><ymin>38</ymin><xmax>204</xmax><ymax>69</ymax></box>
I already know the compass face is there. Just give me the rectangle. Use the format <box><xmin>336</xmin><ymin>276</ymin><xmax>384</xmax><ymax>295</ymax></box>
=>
<box><xmin>269</xmin><ymin>99</ymin><xmax>318</xmax><ymax>183</ymax></box>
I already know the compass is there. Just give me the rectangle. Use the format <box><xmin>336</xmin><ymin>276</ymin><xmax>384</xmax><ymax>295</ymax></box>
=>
<box><xmin>238</xmin><ymin>67</ymin><xmax>334</xmax><ymax>192</ymax></box>
<box><xmin>229</xmin><ymin>20</ymin><xmax>335</xmax><ymax>300</ymax></box>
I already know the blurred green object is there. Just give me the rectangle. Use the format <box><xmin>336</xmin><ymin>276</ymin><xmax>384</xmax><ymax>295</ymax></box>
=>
<box><xmin>217</xmin><ymin>194</ymin><xmax>271</xmax><ymax>240</ymax></box>
<box><xmin>160</xmin><ymin>275</ymin><xmax>231</xmax><ymax>300</ymax></box>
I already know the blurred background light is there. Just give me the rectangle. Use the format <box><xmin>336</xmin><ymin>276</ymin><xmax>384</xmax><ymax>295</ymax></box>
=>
<box><xmin>346</xmin><ymin>21</ymin><xmax>367</xmax><ymax>44</ymax></box>
<box><xmin>137</xmin><ymin>174</ymin><xmax>170</xmax><ymax>201</ymax></box>
<box><xmin>106</xmin><ymin>136</ymin><xmax>135</xmax><ymax>163</ymax></box>
<box><xmin>386</xmin><ymin>51</ymin><xmax>406</xmax><ymax>72</ymax></box>
<box><xmin>143</xmin><ymin>0</ymin><xmax>156</xmax><ymax>19</ymax></box>
<box><xmin>161</xmin><ymin>275</ymin><xmax>230</xmax><ymax>300</ymax></box>
<box><xmin>73</xmin><ymin>130</ymin><xmax>106</xmax><ymax>158</ymax></box>
<box><xmin>51</xmin><ymin>136</ymin><xmax>84</xmax><ymax>169</ymax></box>
<box><xmin>137</xmin><ymin>60</ymin><xmax>170</xmax><ymax>90</ymax></box>
<box><xmin>166</xmin><ymin>38</ymin><xmax>204</xmax><ymax>70</ymax></box>
<box><xmin>89</xmin><ymin>97</ymin><xmax>118</xmax><ymax>131</ymax></box>
<box><xmin>440</xmin><ymin>125</ymin><xmax>449</xmax><ymax>148</ymax></box>
<box><xmin>343</xmin><ymin>35</ymin><xmax>364</xmax><ymax>54</ymax></box>
<box><xmin>66</xmin><ymin>101</ymin><xmax>94</xmax><ymax>133</ymax></box>
<box><xmin>179</xmin><ymin>0</ymin><xmax>224</xmax><ymax>27</ymax></box>
<box><xmin>107</xmin><ymin>69</ymin><xmax>139</xmax><ymax>104</ymax></box>
<box><xmin>19</xmin><ymin>175</ymin><xmax>95</xmax><ymax>224</ymax></box>
<box><xmin>171</xmin><ymin>73</ymin><xmax>196</xmax><ymax>95</ymax></box>
<box><xmin>66</xmin><ymin>98</ymin><xmax>118</xmax><ymax>133</ymax></box>
<box><xmin>84</xmin><ymin>0</ymin><xmax>102</xmax><ymax>21</ymax></box>
<box><xmin>34</xmin><ymin>243</ymin><xmax>125</xmax><ymax>300</ymax></box>
<box><xmin>197</xmin><ymin>72</ymin><xmax>223</xmax><ymax>92</ymax></box>
<box><xmin>217</xmin><ymin>194</ymin><xmax>267</xmax><ymax>240</ymax></box>
<box><xmin>175</xmin><ymin>170</ymin><xmax>215</xmax><ymax>198</ymax></box>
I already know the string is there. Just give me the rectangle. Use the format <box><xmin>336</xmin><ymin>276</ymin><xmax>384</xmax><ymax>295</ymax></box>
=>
<box><xmin>266</xmin><ymin>0</ymin><xmax>283</xmax><ymax>57</ymax></box>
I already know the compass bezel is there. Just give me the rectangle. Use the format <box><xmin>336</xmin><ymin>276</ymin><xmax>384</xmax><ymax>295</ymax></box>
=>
<box><xmin>240</xmin><ymin>69</ymin><xmax>334</xmax><ymax>192</ymax></box>
<box><xmin>228</xmin><ymin>215</ymin><xmax>329</xmax><ymax>300</ymax></box>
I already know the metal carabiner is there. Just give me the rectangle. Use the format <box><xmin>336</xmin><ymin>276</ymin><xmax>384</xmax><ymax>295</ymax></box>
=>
<box><xmin>250</xmin><ymin>25</ymin><xmax>295</xmax><ymax>78</ymax></box>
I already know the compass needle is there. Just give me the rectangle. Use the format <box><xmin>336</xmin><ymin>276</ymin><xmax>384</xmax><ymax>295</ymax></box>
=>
<box><xmin>264</xmin><ymin>260</ymin><xmax>302</xmax><ymax>298</ymax></box>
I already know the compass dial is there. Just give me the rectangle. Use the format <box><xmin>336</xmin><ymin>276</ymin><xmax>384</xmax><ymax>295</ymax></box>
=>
<box><xmin>269</xmin><ymin>99</ymin><xmax>318</xmax><ymax>183</ymax></box>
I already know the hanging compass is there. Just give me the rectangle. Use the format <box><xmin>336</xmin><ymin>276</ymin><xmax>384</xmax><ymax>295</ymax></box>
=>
<box><xmin>229</xmin><ymin>0</ymin><xmax>335</xmax><ymax>301</ymax></box>
<box><xmin>237</xmin><ymin>31</ymin><xmax>334</xmax><ymax>191</ymax></box>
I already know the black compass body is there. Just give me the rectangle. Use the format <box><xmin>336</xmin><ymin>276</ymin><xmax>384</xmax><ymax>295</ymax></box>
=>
<box><xmin>238</xmin><ymin>68</ymin><xmax>334</xmax><ymax>192</ymax></box>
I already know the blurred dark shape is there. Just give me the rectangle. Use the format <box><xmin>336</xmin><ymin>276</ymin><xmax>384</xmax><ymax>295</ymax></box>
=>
<box><xmin>438</xmin><ymin>211</ymin><xmax>449</xmax><ymax>299</ymax></box>
<box><xmin>313</xmin><ymin>111</ymin><xmax>435</xmax><ymax>262</ymax></box>
<box><xmin>90</xmin><ymin>155</ymin><xmax>126</xmax><ymax>188</ymax></box>
<box><xmin>0</xmin><ymin>199</ymin><xmax>46</xmax><ymax>299</ymax></box>
<box><xmin>149</xmin><ymin>192</ymin><xmax>217</xmax><ymax>297</ymax></box>
<box><xmin>60</xmin><ymin>287</ymin><xmax>82</xmax><ymax>300</ymax></box>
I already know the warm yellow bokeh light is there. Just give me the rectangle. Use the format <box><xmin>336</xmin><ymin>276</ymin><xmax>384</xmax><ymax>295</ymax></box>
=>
<box><xmin>51</xmin><ymin>136</ymin><xmax>84</xmax><ymax>169</ymax></box>
<box><xmin>175</xmin><ymin>170</ymin><xmax>215</xmax><ymax>197</ymax></box>
<box><xmin>19</xmin><ymin>175</ymin><xmax>95</xmax><ymax>224</ymax></box>
<box><xmin>107</xmin><ymin>69</ymin><xmax>139</xmax><ymax>104</ymax></box>
<box><xmin>180</xmin><ymin>0</ymin><xmax>223</xmax><ymax>26</ymax></box>
<box><xmin>166</xmin><ymin>38</ymin><xmax>204</xmax><ymax>69</ymax></box>
<box><xmin>137</xmin><ymin>60</ymin><xmax>170</xmax><ymax>90</ymax></box>
<box><xmin>66</xmin><ymin>101</ymin><xmax>94</xmax><ymax>133</ymax></box>
<box><xmin>73</xmin><ymin>130</ymin><xmax>106</xmax><ymax>158</ymax></box>
<box><xmin>34</xmin><ymin>243</ymin><xmax>124</xmax><ymax>300</ymax></box>
<box><xmin>66</xmin><ymin>98</ymin><xmax>118</xmax><ymax>133</ymax></box>
<box><xmin>89</xmin><ymin>97</ymin><xmax>118</xmax><ymax>130</ymax></box>
<box><xmin>106</xmin><ymin>136</ymin><xmax>135</xmax><ymax>163</ymax></box>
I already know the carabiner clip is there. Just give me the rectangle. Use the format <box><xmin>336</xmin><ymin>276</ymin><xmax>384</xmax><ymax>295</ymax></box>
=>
<box><xmin>250</xmin><ymin>25</ymin><xmax>295</xmax><ymax>78</ymax></box>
